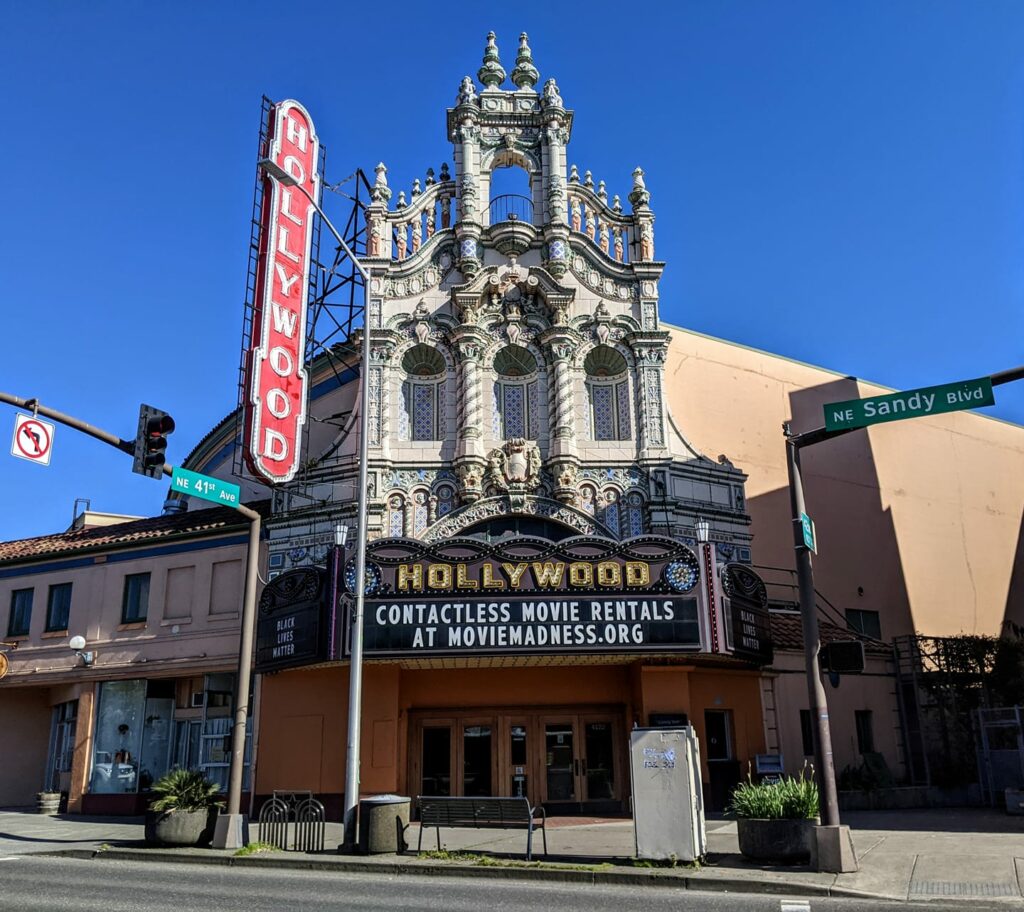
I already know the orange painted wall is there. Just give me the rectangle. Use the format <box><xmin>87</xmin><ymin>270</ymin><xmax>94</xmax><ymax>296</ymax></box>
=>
<box><xmin>254</xmin><ymin>659</ymin><xmax>766</xmax><ymax>804</ymax></box>
<box><xmin>254</xmin><ymin>663</ymin><xmax>400</xmax><ymax>797</ymax></box>
<box><xmin>0</xmin><ymin>687</ymin><xmax>51</xmax><ymax>806</ymax></box>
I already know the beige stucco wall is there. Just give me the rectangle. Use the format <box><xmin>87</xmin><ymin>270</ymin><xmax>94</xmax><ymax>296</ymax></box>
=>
<box><xmin>0</xmin><ymin>535</ymin><xmax>253</xmax><ymax>685</ymax></box>
<box><xmin>768</xmin><ymin>651</ymin><xmax>901</xmax><ymax>778</ymax></box>
<box><xmin>664</xmin><ymin>326</ymin><xmax>1024</xmax><ymax>639</ymax></box>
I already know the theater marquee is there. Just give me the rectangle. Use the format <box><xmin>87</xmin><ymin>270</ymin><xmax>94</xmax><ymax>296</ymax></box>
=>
<box><xmin>339</xmin><ymin>535</ymin><xmax>770</xmax><ymax>660</ymax></box>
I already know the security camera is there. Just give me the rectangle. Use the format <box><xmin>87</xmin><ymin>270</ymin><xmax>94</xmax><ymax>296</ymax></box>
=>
<box><xmin>69</xmin><ymin>635</ymin><xmax>94</xmax><ymax>666</ymax></box>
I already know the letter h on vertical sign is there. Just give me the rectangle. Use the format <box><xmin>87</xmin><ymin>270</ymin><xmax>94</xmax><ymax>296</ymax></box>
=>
<box><xmin>243</xmin><ymin>99</ymin><xmax>320</xmax><ymax>484</ymax></box>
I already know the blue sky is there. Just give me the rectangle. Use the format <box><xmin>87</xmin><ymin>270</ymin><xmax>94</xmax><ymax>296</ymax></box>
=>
<box><xmin>2</xmin><ymin>1</ymin><xmax>1023</xmax><ymax>542</ymax></box>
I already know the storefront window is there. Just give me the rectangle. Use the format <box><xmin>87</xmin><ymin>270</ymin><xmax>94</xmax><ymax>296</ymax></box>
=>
<box><xmin>90</xmin><ymin>680</ymin><xmax>147</xmax><ymax>794</ymax></box>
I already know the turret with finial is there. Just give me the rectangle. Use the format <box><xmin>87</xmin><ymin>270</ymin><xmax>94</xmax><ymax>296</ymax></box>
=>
<box><xmin>477</xmin><ymin>31</ymin><xmax>506</xmax><ymax>89</ymax></box>
<box><xmin>510</xmin><ymin>32</ymin><xmax>539</xmax><ymax>90</ymax></box>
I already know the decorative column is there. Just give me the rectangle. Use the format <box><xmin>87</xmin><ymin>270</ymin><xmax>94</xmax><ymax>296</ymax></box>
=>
<box><xmin>541</xmin><ymin>78</ymin><xmax>571</xmax><ymax>278</ymax></box>
<box><xmin>368</xmin><ymin>338</ymin><xmax>396</xmax><ymax>461</ymax></box>
<box><xmin>452</xmin><ymin>327</ymin><xmax>488</xmax><ymax>502</ymax></box>
<box><xmin>365</xmin><ymin>163</ymin><xmax>392</xmax><ymax>260</ymax></box>
<box><xmin>628</xmin><ymin>334</ymin><xmax>670</xmax><ymax>458</ymax></box>
<box><xmin>540</xmin><ymin>325</ymin><xmax>580</xmax><ymax>503</ymax></box>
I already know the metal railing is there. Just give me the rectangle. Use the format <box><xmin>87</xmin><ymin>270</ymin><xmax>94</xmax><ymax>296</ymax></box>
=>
<box><xmin>489</xmin><ymin>194</ymin><xmax>533</xmax><ymax>225</ymax></box>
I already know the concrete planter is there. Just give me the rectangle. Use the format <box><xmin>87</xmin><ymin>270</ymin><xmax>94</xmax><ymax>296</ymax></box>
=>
<box><xmin>144</xmin><ymin>808</ymin><xmax>217</xmax><ymax>847</ymax></box>
<box><xmin>736</xmin><ymin>817</ymin><xmax>817</xmax><ymax>864</ymax></box>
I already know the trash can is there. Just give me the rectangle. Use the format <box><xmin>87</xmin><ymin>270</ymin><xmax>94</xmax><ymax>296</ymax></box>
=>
<box><xmin>358</xmin><ymin>794</ymin><xmax>410</xmax><ymax>854</ymax></box>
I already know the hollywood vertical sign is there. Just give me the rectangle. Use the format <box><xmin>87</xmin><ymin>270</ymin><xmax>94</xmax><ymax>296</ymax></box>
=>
<box><xmin>244</xmin><ymin>100</ymin><xmax>320</xmax><ymax>483</ymax></box>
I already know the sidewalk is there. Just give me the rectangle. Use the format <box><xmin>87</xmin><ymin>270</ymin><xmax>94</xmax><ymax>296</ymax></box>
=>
<box><xmin>1</xmin><ymin>807</ymin><xmax>1021</xmax><ymax>904</ymax></box>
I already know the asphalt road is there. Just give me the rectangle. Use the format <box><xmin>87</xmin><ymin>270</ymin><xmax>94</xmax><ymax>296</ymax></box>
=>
<box><xmin>0</xmin><ymin>856</ymin><xmax>1007</xmax><ymax>912</ymax></box>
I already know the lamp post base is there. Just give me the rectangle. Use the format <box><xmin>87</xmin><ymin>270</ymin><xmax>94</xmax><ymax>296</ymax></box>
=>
<box><xmin>211</xmin><ymin>812</ymin><xmax>249</xmax><ymax>849</ymax></box>
<box><xmin>811</xmin><ymin>824</ymin><xmax>858</xmax><ymax>873</ymax></box>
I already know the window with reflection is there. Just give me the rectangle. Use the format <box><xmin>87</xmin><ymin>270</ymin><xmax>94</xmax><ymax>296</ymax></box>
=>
<box><xmin>399</xmin><ymin>344</ymin><xmax>445</xmax><ymax>441</ymax></box>
<box><xmin>492</xmin><ymin>345</ymin><xmax>540</xmax><ymax>439</ymax></box>
<box><xmin>584</xmin><ymin>347</ymin><xmax>632</xmax><ymax>441</ymax></box>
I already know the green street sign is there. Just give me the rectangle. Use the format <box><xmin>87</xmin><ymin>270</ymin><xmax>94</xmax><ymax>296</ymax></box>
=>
<box><xmin>800</xmin><ymin>512</ymin><xmax>817</xmax><ymax>554</ymax></box>
<box><xmin>171</xmin><ymin>466</ymin><xmax>240</xmax><ymax>508</ymax></box>
<box><xmin>824</xmin><ymin>377</ymin><xmax>995</xmax><ymax>432</ymax></box>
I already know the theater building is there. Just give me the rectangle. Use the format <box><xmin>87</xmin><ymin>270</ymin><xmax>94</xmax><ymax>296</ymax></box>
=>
<box><xmin>185</xmin><ymin>33</ymin><xmax>786</xmax><ymax>816</ymax></box>
<box><xmin>181</xmin><ymin>33</ymin><xmax>1024</xmax><ymax>816</ymax></box>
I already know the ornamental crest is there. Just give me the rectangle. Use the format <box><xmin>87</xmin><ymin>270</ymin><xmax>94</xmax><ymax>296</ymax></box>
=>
<box><xmin>485</xmin><ymin>438</ymin><xmax>542</xmax><ymax>509</ymax></box>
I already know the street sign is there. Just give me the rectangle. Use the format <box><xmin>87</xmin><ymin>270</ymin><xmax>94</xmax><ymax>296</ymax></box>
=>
<box><xmin>171</xmin><ymin>466</ymin><xmax>241</xmax><ymax>508</ymax></box>
<box><xmin>824</xmin><ymin>377</ymin><xmax>995</xmax><ymax>432</ymax></box>
<box><xmin>800</xmin><ymin>512</ymin><xmax>817</xmax><ymax>553</ymax></box>
<box><xmin>11</xmin><ymin>413</ymin><xmax>55</xmax><ymax>466</ymax></box>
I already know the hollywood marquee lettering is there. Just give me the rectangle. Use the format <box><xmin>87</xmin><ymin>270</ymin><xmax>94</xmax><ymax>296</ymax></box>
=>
<box><xmin>394</xmin><ymin>559</ymin><xmax>652</xmax><ymax>592</ymax></box>
<box><xmin>244</xmin><ymin>99</ymin><xmax>320</xmax><ymax>484</ymax></box>
<box><xmin>336</xmin><ymin>535</ymin><xmax>770</xmax><ymax>660</ymax></box>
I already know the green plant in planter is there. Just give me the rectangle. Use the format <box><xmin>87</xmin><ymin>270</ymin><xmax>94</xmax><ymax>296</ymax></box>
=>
<box><xmin>728</xmin><ymin>765</ymin><xmax>819</xmax><ymax>820</ymax></box>
<box><xmin>149</xmin><ymin>769</ymin><xmax>223</xmax><ymax>813</ymax></box>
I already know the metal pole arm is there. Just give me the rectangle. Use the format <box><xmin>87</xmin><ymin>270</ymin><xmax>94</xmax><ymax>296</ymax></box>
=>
<box><xmin>0</xmin><ymin>391</ymin><xmax>135</xmax><ymax>457</ymax></box>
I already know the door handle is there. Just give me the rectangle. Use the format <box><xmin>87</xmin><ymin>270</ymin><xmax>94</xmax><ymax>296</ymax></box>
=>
<box><xmin>573</xmin><ymin>758</ymin><xmax>579</xmax><ymax>776</ymax></box>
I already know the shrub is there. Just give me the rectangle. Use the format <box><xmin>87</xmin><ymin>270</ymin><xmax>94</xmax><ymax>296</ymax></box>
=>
<box><xmin>728</xmin><ymin>766</ymin><xmax>819</xmax><ymax>820</ymax></box>
<box><xmin>149</xmin><ymin>769</ymin><xmax>223</xmax><ymax>813</ymax></box>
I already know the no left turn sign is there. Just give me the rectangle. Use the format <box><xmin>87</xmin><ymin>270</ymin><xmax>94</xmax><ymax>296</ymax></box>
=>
<box><xmin>12</xmin><ymin>413</ymin><xmax>55</xmax><ymax>466</ymax></box>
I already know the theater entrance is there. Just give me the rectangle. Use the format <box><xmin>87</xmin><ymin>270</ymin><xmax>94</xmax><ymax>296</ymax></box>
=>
<box><xmin>409</xmin><ymin>707</ymin><xmax>626</xmax><ymax>815</ymax></box>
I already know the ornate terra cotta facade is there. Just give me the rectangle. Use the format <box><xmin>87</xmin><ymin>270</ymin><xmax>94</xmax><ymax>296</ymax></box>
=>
<box><xmin>256</xmin><ymin>31</ymin><xmax>751</xmax><ymax>569</ymax></box>
<box><xmin>184</xmin><ymin>33</ymin><xmax>777</xmax><ymax>818</ymax></box>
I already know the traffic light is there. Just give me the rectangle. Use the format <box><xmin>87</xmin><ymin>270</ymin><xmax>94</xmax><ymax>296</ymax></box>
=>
<box><xmin>820</xmin><ymin>640</ymin><xmax>866</xmax><ymax>675</ymax></box>
<box><xmin>132</xmin><ymin>404</ymin><xmax>175</xmax><ymax>478</ymax></box>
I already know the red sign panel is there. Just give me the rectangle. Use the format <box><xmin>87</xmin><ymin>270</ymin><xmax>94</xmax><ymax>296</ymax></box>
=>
<box><xmin>244</xmin><ymin>100</ymin><xmax>320</xmax><ymax>484</ymax></box>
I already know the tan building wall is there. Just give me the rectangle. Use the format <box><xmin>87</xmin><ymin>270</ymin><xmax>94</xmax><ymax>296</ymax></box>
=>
<box><xmin>664</xmin><ymin>326</ymin><xmax>1024</xmax><ymax>639</ymax></box>
<box><xmin>0</xmin><ymin>510</ymin><xmax>261</xmax><ymax>809</ymax></box>
<box><xmin>768</xmin><ymin>651</ymin><xmax>902</xmax><ymax>779</ymax></box>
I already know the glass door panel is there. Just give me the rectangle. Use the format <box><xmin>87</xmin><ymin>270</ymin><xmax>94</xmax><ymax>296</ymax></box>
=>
<box><xmin>422</xmin><ymin>726</ymin><xmax>452</xmax><ymax>796</ymax></box>
<box><xmin>509</xmin><ymin>724</ymin><xmax>529</xmax><ymax>798</ymax></box>
<box><xmin>545</xmin><ymin>722</ymin><xmax>576</xmax><ymax>801</ymax></box>
<box><xmin>462</xmin><ymin>724</ymin><xmax>492</xmax><ymax>796</ymax></box>
<box><xmin>583</xmin><ymin>720</ymin><xmax>615</xmax><ymax>801</ymax></box>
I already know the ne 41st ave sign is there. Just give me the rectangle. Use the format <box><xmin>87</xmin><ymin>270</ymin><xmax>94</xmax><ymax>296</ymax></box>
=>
<box><xmin>171</xmin><ymin>467</ymin><xmax>241</xmax><ymax>508</ymax></box>
<box><xmin>824</xmin><ymin>377</ymin><xmax>995</xmax><ymax>432</ymax></box>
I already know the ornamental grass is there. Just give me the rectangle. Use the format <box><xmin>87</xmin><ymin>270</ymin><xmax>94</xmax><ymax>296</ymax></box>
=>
<box><xmin>149</xmin><ymin>768</ymin><xmax>223</xmax><ymax>813</ymax></box>
<box><xmin>728</xmin><ymin>764</ymin><xmax>819</xmax><ymax>820</ymax></box>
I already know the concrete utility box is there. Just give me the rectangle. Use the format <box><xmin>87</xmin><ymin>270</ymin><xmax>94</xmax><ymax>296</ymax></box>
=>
<box><xmin>358</xmin><ymin>795</ymin><xmax>410</xmax><ymax>854</ymax></box>
<box><xmin>630</xmin><ymin>727</ymin><xmax>706</xmax><ymax>862</ymax></box>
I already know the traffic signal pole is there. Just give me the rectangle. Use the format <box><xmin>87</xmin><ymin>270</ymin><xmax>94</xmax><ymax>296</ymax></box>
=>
<box><xmin>0</xmin><ymin>390</ymin><xmax>262</xmax><ymax>845</ymax></box>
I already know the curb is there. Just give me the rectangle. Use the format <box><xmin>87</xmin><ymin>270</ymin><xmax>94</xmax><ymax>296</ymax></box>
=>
<box><xmin>37</xmin><ymin>847</ymin><xmax>884</xmax><ymax>900</ymax></box>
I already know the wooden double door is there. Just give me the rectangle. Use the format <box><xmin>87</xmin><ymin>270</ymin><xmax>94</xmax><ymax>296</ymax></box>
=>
<box><xmin>410</xmin><ymin>708</ymin><xmax>625</xmax><ymax>815</ymax></box>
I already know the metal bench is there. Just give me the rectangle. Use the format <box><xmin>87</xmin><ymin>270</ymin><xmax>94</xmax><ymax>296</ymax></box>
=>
<box><xmin>415</xmin><ymin>796</ymin><xmax>547</xmax><ymax>860</ymax></box>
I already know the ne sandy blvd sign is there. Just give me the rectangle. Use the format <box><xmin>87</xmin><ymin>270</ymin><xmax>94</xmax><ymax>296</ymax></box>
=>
<box><xmin>171</xmin><ymin>466</ymin><xmax>240</xmax><ymax>508</ymax></box>
<box><xmin>824</xmin><ymin>377</ymin><xmax>995</xmax><ymax>432</ymax></box>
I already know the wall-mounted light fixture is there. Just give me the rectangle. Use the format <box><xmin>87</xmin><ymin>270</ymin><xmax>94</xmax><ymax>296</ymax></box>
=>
<box><xmin>695</xmin><ymin>516</ymin><xmax>710</xmax><ymax>544</ymax></box>
<box><xmin>68</xmin><ymin>635</ymin><xmax>94</xmax><ymax>667</ymax></box>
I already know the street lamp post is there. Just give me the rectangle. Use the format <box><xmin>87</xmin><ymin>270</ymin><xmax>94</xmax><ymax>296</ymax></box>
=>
<box><xmin>258</xmin><ymin>159</ymin><xmax>373</xmax><ymax>850</ymax></box>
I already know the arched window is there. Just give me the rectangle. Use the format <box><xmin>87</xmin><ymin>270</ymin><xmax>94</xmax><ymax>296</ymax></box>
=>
<box><xmin>579</xmin><ymin>484</ymin><xmax>597</xmax><ymax>516</ymax></box>
<box><xmin>625</xmin><ymin>491</ymin><xmax>645</xmax><ymax>537</ymax></box>
<box><xmin>600</xmin><ymin>489</ymin><xmax>621</xmax><ymax>537</ymax></box>
<box><xmin>436</xmin><ymin>484</ymin><xmax>456</xmax><ymax>517</ymax></box>
<box><xmin>412</xmin><ymin>489</ymin><xmax>429</xmax><ymax>536</ymax></box>
<box><xmin>492</xmin><ymin>345</ymin><xmax>540</xmax><ymax>439</ymax></box>
<box><xmin>399</xmin><ymin>344</ymin><xmax>445</xmax><ymax>441</ymax></box>
<box><xmin>388</xmin><ymin>494</ymin><xmax>406</xmax><ymax>537</ymax></box>
<box><xmin>584</xmin><ymin>347</ymin><xmax>632</xmax><ymax>442</ymax></box>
